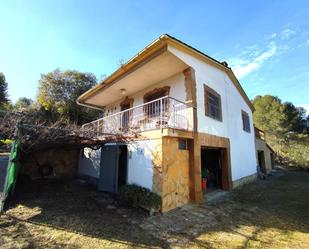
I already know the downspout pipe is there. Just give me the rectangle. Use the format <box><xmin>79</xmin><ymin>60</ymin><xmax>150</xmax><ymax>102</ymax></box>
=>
<box><xmin>76</xmin><ymin>98</ymin><xmax>105</xmax><ymax>111</ymax></box>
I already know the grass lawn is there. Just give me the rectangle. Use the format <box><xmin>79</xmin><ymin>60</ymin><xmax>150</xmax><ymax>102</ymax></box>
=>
<box><xmin>191</xmin><ymin>170</ymin><xmax>309</xmax><ymax>249</ymax></box>
<box><xmin>0</xmin><ymin>169</ymin><xmax>308</xmax><ymax>248</ymax></box>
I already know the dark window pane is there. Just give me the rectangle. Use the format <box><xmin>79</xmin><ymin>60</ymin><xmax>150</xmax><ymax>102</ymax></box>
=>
<box><xmin>178</xmin><ymin>139</ymin><xmax>187</xmax><ymax>150</ymax></box>
<box><xmin>207</xmin><ymin>92</ymin><xmax>221</xmax><ymax>120</ymax></box>
<box><xmin>242</xmin><ymin>111</ymin><xmax>250</xmax><ymax>132</ymax></box>
<box><xmin>204</xmin><ymin>85</ymin><xmax>222</xmax><ymax>121</ymax></box>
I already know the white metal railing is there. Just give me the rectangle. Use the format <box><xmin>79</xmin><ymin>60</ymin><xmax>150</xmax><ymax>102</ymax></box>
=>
<box><xmin>82</xmin><ymin>96</ymin><xmax>194</xmax><ymax>136</ymax></box>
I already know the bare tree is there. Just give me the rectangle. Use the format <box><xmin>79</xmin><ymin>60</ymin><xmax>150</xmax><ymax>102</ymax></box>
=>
<box><xmin>0</xmin><ymin>110</ymin><xmax>137</xmax><ymax>153</ymax></box>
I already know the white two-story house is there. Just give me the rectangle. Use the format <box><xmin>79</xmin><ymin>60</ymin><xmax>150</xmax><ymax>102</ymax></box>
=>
<box><xmin>77</xmin><ymin>34</ymin><xmax>257</xmax><ymax>212</ymax></box>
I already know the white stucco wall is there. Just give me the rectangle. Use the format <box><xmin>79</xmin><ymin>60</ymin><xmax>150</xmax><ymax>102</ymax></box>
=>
<box><xmin>169</xmin><ymin>45</ymin><xmax>257</xmax><ymax>181</ymax></box>
<box><xmin>80</xmin><ymin>44</ymin><xmax>257</xmax><ymax>185</ymax></box>
<box><xmin>78</xmin><ymin>147</ymin><xmax>101</xmax><ymax>179</ymax></box>
<box><xmin>127</xmin><ymin>140</ymin><xmax>157</xmax><ymax>190</ymax></box>
<box><xmin>104</xmin><ymin>72</ymin><xmax>186</xmax><ymax>116</ymax></box>
<box><xmin>78</xmin><ymin>141</ymin><xmax>156</xmax><ymax>190</ymax></box>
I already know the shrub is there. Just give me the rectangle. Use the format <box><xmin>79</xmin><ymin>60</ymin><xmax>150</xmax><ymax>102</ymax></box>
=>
<box><xmin>0</xmin><ymin>139</ymin><xmax>12</xmax><ymax>151</ymax></box>
<box><xmin>267</xmin><ymin>133</ymin><xmax>309</xmax><ymax>170</ymax></box>
<box><xmin>118</xmin><ymin>184</ymin><xmax>161</xmax><ymax>211</ymax></box>
<box><xmin>0</xmin><ymin>139</ymin><xmax>13</xmax><ymax>145</ymax></box>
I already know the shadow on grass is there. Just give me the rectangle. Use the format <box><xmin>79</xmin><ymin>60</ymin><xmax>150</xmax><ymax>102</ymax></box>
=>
<box><xmin>5</xmin><ymin>179</ymin><xmax>168</xmax><ymax>248</ymax></box>
<box><xmin>140</xmin><ymin>169</ymin><xmax>309</xmax><ymax>248</ymax></box>
<box><xmin>4</xmin><ymin>169</ymin><xmax>309</xmax><ymax>248</ymax></box>
<box><xmin>0</xmin><ymin>213</ymin><xmax>84</xmax><ymax>248</ymax></box>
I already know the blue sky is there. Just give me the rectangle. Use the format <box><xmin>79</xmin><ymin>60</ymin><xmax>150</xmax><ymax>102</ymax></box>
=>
<box><xmin>1</xmin><ymin>0</ymin><xmax>308</xmax><ymax>112</ymax></box>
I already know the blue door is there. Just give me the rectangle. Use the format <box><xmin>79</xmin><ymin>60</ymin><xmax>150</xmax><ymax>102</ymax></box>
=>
<box><xmin>98</xmin><ymin>145</ymin><xmax>119</xmax><ymax>192</ymax></box>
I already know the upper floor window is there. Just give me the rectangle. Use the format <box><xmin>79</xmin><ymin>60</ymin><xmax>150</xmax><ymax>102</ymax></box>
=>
<box><xmin>204</xmin><ymin>85</ymin><xmax>222</xmax><ymax>121</ymax></box>
<box><xmin>242</xmin><ymin>110</ymin><xmax>251</xmax><ymax>132</ymax></box>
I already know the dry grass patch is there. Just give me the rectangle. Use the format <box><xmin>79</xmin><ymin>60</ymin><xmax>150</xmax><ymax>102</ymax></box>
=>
<box><xmin>0</xmin><ymin>169</ymin><xmax>308</xmax><ymax>248</ymax></box>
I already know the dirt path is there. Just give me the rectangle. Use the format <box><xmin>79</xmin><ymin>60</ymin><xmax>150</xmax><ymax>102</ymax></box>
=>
<box><xmin>0</xmin><ymin>169</ymin><xmax>308</xmax><ymax>248</ymax></box>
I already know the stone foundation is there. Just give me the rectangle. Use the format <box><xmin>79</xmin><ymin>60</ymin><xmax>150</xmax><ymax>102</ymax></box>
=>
<box><xmin>232</xmin><ymin>173</ymin><xmax>257</xmax><ymax>189</ymax></box>
<box><xmin>21</xmin><ymin>149</ymin><xmax>80</xmax><ymax>180</ymax></box>
<box><xmin>161</xmin><ymin>137</ymin><xmax>190</xmax><ymax>212</ymax></box>
<box><xmin>151</xmin><ymin>140</ymin><xmax>163</xmax><ymax>195</ymax></box>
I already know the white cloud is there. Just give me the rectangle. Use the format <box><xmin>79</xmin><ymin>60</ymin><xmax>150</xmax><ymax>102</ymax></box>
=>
<box><xmin>281</xmin><ymin>28</ymin><xmax>296</xmax><ymax>40</ymax></box>
<box><xmin>227</xmin><ymin>26</ymin><xmax>301</xmax><ymax>79</ymax></box>
<box><xmin>254</xmin><ymin>46</ymin><xmax>277</xmax><ymax>62</ymax></box>
<box><xmin>231</xmin><ymin>44</ymin><xmax>277</xmax><ymax>79</ymax></box>
<box><xmin>228</xmin><ymin>57</ymin><xmax>249</xmax><ymax>66</ymax></box>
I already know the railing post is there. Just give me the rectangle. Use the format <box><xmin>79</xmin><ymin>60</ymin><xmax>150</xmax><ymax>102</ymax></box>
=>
<box><xmin>173</xmin><ymin>100</ymin><xmax>176</xmax><ymax>130</ymax></box>
<box><xmin>160</xmin><ymin>98</ymin><xmax>163</xmax><ymax>133</ymax></box>
<box><xmin>81</xmin><ymin>96</ymin><xmax>195</xmax><ymax>137</ymax></box>
<box><xmin>120</xmin><ymin>113</ymin><xmax>122</xmax><ymax>133</ymax></box>
<box><xmin>101</xmin><ymin>120</ymin><xmax>103</xmax><ymax>134</ymax></box>
<box><xmin>97</xmin><ymin>121</ymin><xmax>99</xmax><ymax>137</ymax></box>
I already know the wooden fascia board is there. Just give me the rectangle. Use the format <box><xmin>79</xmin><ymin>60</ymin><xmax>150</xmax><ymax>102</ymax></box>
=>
<box><xmin>78</xmin><ymin>37</ymin><xmax>169</xmax><ymax>104</ymax></box>
<box><xmin>78</xmin><ymin>34</ymin><xmax>254</xmax><ymax>112</ymax></box>
<box><xmin>266</xmin><ymin>143</ymin><xmax>275</xmax><ymax>153</ymax></box>
<box><xmin>226</xmin><ymin>70</ymin><xmax>255</xmax><ymax>112</ymax></box>
<box><xmin>254</xmin><ymin>126</ymin><xmax>264</xmax><ymax>133</ymax></box>
<box><xmin>166</xmin><ymin>39</ymin><xmax>226</xmax><ymax>71</ymax></box>
<box><xmin>90</xmin><ymin>45</ymin><xmax>168</xmax><ymax>101</ymax></box>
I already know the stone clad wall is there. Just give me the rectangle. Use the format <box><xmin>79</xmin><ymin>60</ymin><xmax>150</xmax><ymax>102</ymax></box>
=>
<box><xmin>144</xmin><ymin>130</ymin><xmax>192</xmax><ymax>212</ymax></box>
<box><xmin>21</xmin><ymin>149</ymin><xmax>80</xmax><ymax>179</ymax></box>
<box><xmin>161</xmin><ymin>137</ymin><xmax>190</xmax><ymax>212</ymax></box>
<box><xmin>151</xmin><ymin>139</ymin><xmax>163</xmax><ymax>196</ymax></box>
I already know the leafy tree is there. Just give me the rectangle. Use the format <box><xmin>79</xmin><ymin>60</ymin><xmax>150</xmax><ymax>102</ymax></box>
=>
<box><xmin>253</xmin><ymin>95</ymin><xmax>309</xmax><ymax>169</ymax></box>
<box><xmin>252</xmin><ymin>95</ymin><xmax>288</xmax><ymax>135</ymax></box>
<box><xmin>0</xmin><ymin>72</ymin><xmax>9</xmax><ymax>108</ymax></box>
<box><xmin>253</xmin><ymin>95</ymin><xmax>308</xmax><ymax>135</ymax></box>
<box><xmin>37</xmin><ymin>69</ymin><xmax>100</xmax><ymax>124</ymax></box>
<box><xmin>283</xmin><ymin>102</ymin><xmax>308</xmax><ymax>134</ymax></box>
<box><xmin>14</xmin><ymin>97</ymin><xmax>34</xmax><ymax>111</ymax></box>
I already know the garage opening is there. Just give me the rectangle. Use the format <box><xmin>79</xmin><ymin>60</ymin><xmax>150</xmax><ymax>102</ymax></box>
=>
<box><xmin>201</xmin><ymin>147</ymin><xmax>230</xmax><ymax>192</ymax></box>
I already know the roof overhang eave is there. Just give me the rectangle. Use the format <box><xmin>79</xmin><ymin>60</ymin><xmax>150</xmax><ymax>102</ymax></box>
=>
<box><xmin>76</xmin><ymin>97</ymin><xmax>105</xmax><ymax>111</ymax></box>
<box><xmin>77</xmin><ymin>35</ymin><xmax>170</xmax><ymax>105</ymax></box>
<box><xmin>77</xmin><ymin>34</ymin><xmax>255</xmax><ymax>112</ymax></box>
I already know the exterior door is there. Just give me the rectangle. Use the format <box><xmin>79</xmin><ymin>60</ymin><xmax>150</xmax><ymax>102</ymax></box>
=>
<box><xmin>98</xmin><ymin>145</ymin><xmax>119</xmax><ymax>192</ymax></box>
<box><xmin>121</xmin><ymin>104</ymin><xmax>130</xmax><ymax>131</ymax></box>
<box><xmin>258</xmin><ymin>151</ymin><xmax>266</xmax><ymax>173</ymax></box>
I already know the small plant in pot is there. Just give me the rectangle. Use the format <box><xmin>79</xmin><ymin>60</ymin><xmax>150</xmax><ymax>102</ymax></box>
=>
<box><xmin>201</xmin><ymin>168</ymin><xmax>210</xmax><ymax>190</ymax></box>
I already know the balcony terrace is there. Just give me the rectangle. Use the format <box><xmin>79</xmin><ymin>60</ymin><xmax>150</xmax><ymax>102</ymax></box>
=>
<box><xmin>82</xmin><ymin>96</ymin><xmax>194</xmax><ymax>137</ymax></box>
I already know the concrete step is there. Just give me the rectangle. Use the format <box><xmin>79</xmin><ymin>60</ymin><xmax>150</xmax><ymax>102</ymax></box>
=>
<box><xmin>203</xmin><ymin>189</ymin><xmax>231</xmax><ymax>204</ymax></box>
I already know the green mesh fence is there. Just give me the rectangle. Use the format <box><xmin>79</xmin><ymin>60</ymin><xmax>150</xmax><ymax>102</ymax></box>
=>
<box><xmin>0</xmin><ymin>139</ymin><xmax>21</xmax><ymax>212</ymax></box>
